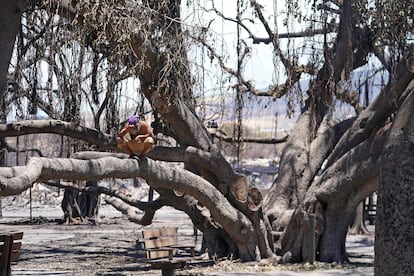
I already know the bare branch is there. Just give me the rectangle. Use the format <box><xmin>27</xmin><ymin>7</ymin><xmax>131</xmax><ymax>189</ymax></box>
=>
<box><xmin>45</xmin><ymin>178</ymin><xmax>166</xmax><ymax>225</ymax></box>
<box><xmin>210</xmin><ymin>0</ymin><xmax>336</xmax><ymax>45</ymax></box>
<box><xmin>212</xmin><ymin>133</ymin><xmax>288</xmax><ymax>144</ymax></box>
<box><xmin>48</xmin><ymin>179</ymin><xmax>166</xmax><ymax>212</ymax></box>
<box><xmin>0</xmin><ymin>119</ymin><xmax>115</xmax><ymax>150</ymax></box>
<box><xmin>194</xmin><ymin>34</ymin><xmax>307</xmax><ymax>98</ymax></box>
<box><xmin>326</xmin><ymin>54</ymin><xmax>414</xmax><ymax>166</ymax></box>
<box><xmin>249</xmin><ymin>0</ymin><xmax>292</xmax><ymax>73</ymax></box>
<box><xmin>4</xmin><ymin>140</ymin><xmax>44</xmax><ymax>157</ymax></box>
<box><xmin>104</xmin><ymin>195</ymin><xmax>157</xmax><ymax>225</ymax></box>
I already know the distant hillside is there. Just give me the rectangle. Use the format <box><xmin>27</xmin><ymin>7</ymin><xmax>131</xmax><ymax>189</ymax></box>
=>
<box><xmin>201</xmin><ymin>66</ymin><xmax>385</xmax><ymax>134</ymax></box>
<box><xmin>201</xmin><ymin>93</ymin><xmax>300</xmax><ymax>134</ymax></box>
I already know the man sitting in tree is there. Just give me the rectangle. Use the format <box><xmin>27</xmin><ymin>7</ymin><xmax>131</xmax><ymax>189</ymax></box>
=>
<box><xmin>116</xmin><ymin>115</ymin><xmax>155</xmax><ymax>158</ymax></box>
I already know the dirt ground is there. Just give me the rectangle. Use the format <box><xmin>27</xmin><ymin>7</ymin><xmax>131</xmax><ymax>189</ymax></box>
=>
<box><xmin>0</xmin><ymin>202</ymin><xmax>207</xmax><ymax>276</ymax></box>
<box><xmin>4</xmin><ymin>217</ymin><xmax>160</xmax><ymax>275</ymax></box>
<box><xmin>0</xmin><ymin>191</ymin><xmax>374</xmax><ymax>276</ymax></box>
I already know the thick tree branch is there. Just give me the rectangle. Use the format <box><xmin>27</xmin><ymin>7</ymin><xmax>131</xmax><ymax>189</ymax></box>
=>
<box><xmin>212</xmin><ymin>133</ymin><xmax>289</xmax><ymax>144</ymax></box>
<box><xmin>0</xmin><ymin>120</ymin><xmax>115</xmax><ymax>150</ymax></box>
<box><xmin>104</xmin><ymin>195</ymin><xmax>157</xmax><ymax>225</ymax></box>
<box><xmin>326</xmin><ymin>54</ymin><xmax>414</xmax><ymax>166</ymax></box>
<box><xmin>71</xmin><ymin>151</ymin><xmax>127</xmax><ymax>159</ymax></box>
<box><xmin>4</xmin><ymin>140</ymin><xmax>44</xmax><ymax>157</ymax></box>
<box><xmin>316</xmin><ymin>125</ymin><xmax>389</xmax><ymax>207</ymax></box>
<box><xmin>0</xmin><ymin>156</ymin><xmax>256</xmax><ymax>249</ymax></box>
<box><xmin>332</xmin><ymin>0</ymin><xmax>354</xmax><ymax>82</ymax></box>
<box><xmin>48</xmin><ymin>179</ymin><xmax>167</xmax><ymax>212</ymax></box>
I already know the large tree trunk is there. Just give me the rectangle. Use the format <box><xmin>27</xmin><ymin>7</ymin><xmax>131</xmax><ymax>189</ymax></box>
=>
<box><xmin>0</xmin><ymin>0</ymin><xmax>25</xmax><ymax>219</ymax></box>
<box><xmin>375</xmin><ymin>87</ymin><xmax>414</xmax><ymax>275</ymax></box>
<box><xmin>127</xmin><ymin>0</ymin><xmax>274</xmax><ymax>261</ymax></box>
<box><xmin>0</xmin><ymin>0</ymin><xmax>24</xmax><ymax>96</ymax></box>
<box><xmin>280</xmin><ymin>123</ymin><xmax>385</xmax><ymax>262</ymax></box>
<box><xmin>263</xmin><ymin>0</ymin><xmax>355</xmax><ymax>232</ymax></box>
<box><xmin>348</xmin><ymin>202</ymin><xmax>370</xmax><ymax>235</ymax></box>
<box><xmin>317</xmin><ymin>206</ymin><xmax>354</xmax><ymax>262</ymax></box>
<box><xmin>269</xmin><ymin>49</ymin><xmax>413</xmax><ymax>263</ymax></box>
<box><xmin>61</xmin><ymin>181</ymin><xmax>100</xmax><ymax>224</ymax></box>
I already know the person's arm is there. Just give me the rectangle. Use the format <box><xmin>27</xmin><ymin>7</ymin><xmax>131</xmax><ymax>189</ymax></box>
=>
<box><xmin>117</xmin><ymin>124</ymin><xmax>133</xmax><ymax>142</ymax></box>
<box><xmin>135</xmin><ymin>121</ymin><xmax>154</xmax><ymax>142</ymax></box>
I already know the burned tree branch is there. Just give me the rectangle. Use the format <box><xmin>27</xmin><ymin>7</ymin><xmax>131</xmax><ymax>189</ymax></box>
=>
<box><xmin>326</xmin><ymin>54</ymin><xmax>414</xmax><ymax>166</ymax></box>
<box><xmin>0</xmin><ymin>156</ymin><xmax>258</xmax><ymax>259</ymax></box>
<box><xmin>0</xmin><ymin>120</ymin><xmax>115</xmax><ymax>150</ymax></box>
<box><xmin>104</xmin><ymin>195</ymin><xmax>157</xmax><ymax>225</ymax></box>
<box><xmin>316</xmin><ymin>125</ymin><xmax>389</xmax><ymax>207</ymax></box>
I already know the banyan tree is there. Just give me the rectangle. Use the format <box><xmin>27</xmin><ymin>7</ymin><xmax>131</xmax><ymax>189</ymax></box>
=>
<box><xmin>0</xmin><ymin>0</ymin><xmax>413</xmax><ymax>271</ymax></box>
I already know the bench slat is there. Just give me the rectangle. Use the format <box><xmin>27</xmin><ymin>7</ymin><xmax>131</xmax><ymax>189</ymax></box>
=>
<box><xmin>142</xmin><ymin>227</ymin><xmax>178</xmax><ymax>239</ymax></box>
<box><xmin>146</xmin><ymin>248</ymin><xmax>175</xmax><ymax>259</ymax></box>
<box><xmin>11</xmin><ymin>241</ymin><xmax>22</xmax><ymax>262</ymax></box>
<box><xmin>11</xmin><ymin>242</ymin><xmax>21</xmax><ymax>252</ymax></box>
<box><xmin>10</xmin><ymin>252</ymin><xmax>20</xmax><ymax>264</ymax></box>
<box><xmin>141</xmin><ymin>226</ymin><xmax>196</xmax><ymax>265</ymax></box>
<box><xmin>0</xmin><ymin>235</ymin><xmax>11</xmax><ymax>263</ymax></box>
<box><xmin>144</xmin><ymin>237</ymin><xmax>177</xmax><ymax>249</ymax></box>
<box><xmin>0</xmin><ymin>235</ymin><xmax>9</xmax><ymax>243</ymax></box>
<box><xmin>0</xmin><ymin>232</ymin><xmax>23</xmax><ymax>276</ymax></box>
<box><xmin>8</xmin><ymin>232</ymin><xmax>23</xmax><ymax>240</ymax></box>
<box><xmin>170</xmin><ymin>245</ymin><xmax>196</xmax><ymax>257</ymax></box>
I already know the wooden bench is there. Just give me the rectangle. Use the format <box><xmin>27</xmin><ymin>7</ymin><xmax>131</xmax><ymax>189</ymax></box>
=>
<box><xmin>0</xmin><ymin>231</ymin><xmax>23</xmax><ymax>276</ymax></box>
<box><xmin>141</xmin><ymin>227</ymin><xmax>196</xmax><ymax>276</ymax></box>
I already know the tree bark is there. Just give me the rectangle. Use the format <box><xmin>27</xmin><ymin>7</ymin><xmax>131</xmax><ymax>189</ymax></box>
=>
<box><xmin>0</xmin><ymin>155</ymin><xmax>260</xmax><ymax>261</ymax></box>
<box><xmin>61</xmin><ymin>181</ymin><xmax>100</xmax><ymax>224</ymax></box>
<box><xmin>0</xmin><ymin>0</ymin><xmax>25</xmax><ymax>219</ymax></box>
<box><xmin>273</xmin><ymin>51</ymin><xmax>413</xmax><ymax>263</ymax></box>
<box><xmin>0</xmin><ymin>0</ymin><xmax>25</xmax><ymax>95</ymax></box>
<box><xmin>0</xmin><ymin>120</ymin><xmax>114</xmax><ymax>150</ymax></box>
<box><xmin>375</xmin><ymin>88</ymin><xmax>414</xmax><ymax>275</ymax></box>
<box><xmin>326</xmin><ymin>53</ymin><xmax>414</xmax><ymax>167</ymax></box>
<box><xmin>280</xmin><ymin>126</ymin><xmax>386</xmax><ymax>262</ymax></box>
<box><xmin>318</xmin><ymin>207</ymin><xmax>353</xmax><ymax>262</ymax></box>
<box><xmin>348</xmin><ymin>202</ymin><xmax>370</xmax><ymax>235</ymax></box>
